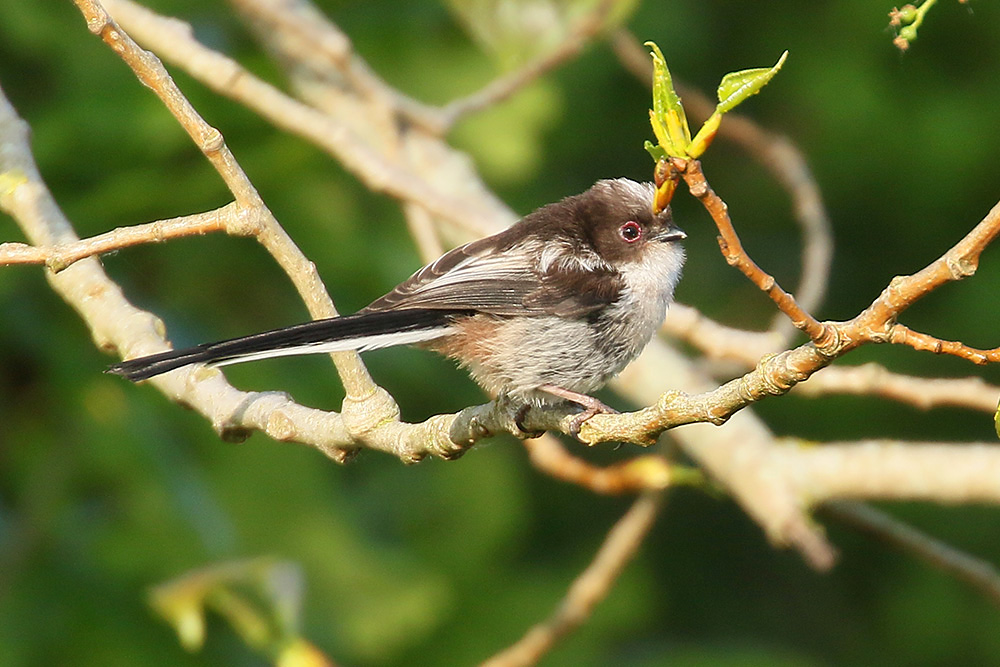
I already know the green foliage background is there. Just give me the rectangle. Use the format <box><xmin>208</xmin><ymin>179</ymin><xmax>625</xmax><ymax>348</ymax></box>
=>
<box><xmin>2</xmin><ymin>1</ymin><xmax>1000</xmax><ymax>665</ymax></box>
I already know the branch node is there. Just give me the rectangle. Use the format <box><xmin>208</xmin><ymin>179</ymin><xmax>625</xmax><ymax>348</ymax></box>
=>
<box><xmin>946</xmin><ymin>253</ymin><xmax>978</xmax><ymax>279</ymax></box>
<box><xmin>227</xmin><ymin>205</ymin><xmax>265</xmax><ymax>237</ymax></box>
<box><xmin>200</xmin><ymin>126</ymin><xmax>226</xmax><ymax>155</ymax></box>
<box><xmin>264</xmin><ymin>407</ymin><xmax>298</xmax><ymax>441</ymax></box>
<box><xmin>85</xmin><ymin>6</ymin><xmax>112</xmax><ymax>35</ymax></box>
<box><xmin>327</xmin><ymin>447</ymin><xmax>359</xmax><ymax>465</ymax></box>
<box><xmin>812</xmin><ymin>322</ymin><xmax>844</xmax><ymax>355</ymax></box>
<box><xmin>400</xmin><ymin>450</ymin><xmax>427</xmax><ymax>465</ymax></box>
<box><xmin>340</xmin><ymin>385</ymin><xmax>401</xmax><ymax>442</ymax></box>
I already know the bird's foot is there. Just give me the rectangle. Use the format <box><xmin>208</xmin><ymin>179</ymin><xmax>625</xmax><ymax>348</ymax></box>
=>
<box><xmin>537</xmin><ymin>384</ymin><xmax>618</xmax><ymax>440</ymax></box>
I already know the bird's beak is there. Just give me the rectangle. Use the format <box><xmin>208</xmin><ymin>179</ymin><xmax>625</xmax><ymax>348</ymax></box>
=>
<box><xmin>657</xmin><ymin>226</ymin><xmax>687</xmax><ymax>242</ymax></box>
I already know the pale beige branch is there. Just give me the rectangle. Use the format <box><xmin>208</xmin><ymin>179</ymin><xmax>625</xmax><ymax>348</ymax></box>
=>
<box><xmin>73</xmin><ymin>0</ymin><xmax>386</xmax><ymax>406</ymax></box>
<box><xmin>480</xmin><ymin>493</ymin><xmax>663</xmax><ymax>667</ymax></box>
<box><xmin>103</xmin><ymin>0</ymin><xmax>510</xmax><ymax>240</ymax></box>
<box><xmin>436</xmin><ymin>0</ymin><xmax>619</xmax><ymax>131</ymax></box>
<box><xmin>784</xmin><ymin>439</ymin><xmax>1000</xmax><ymax>503</ymax></box>
<box><xmin>0</xmin><ymin>205</ymin><xmax>235</xmax><ymax>270</ymax></box>
<box><xmin>227</xmin><ymin>0</ymin><xmax>444</xmax><ymax>134</ymax></box>
<box><xmin>403</xmin><ymin>202</ymin><xmax>446</xmax><ymax>264</ymax></box>
<box><xmin>798</xmin><ymin>363</ymin><xmax>1000</xmax><ymax>413</ymax></box>
<box><xmin>662</xmin><ymin>302</ymin><xmax>783</xmax><ymax>364</ymax></box>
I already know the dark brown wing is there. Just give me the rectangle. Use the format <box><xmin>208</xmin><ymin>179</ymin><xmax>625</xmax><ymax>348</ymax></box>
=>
<box><xmin>363</xmin><ymin>236</ymin><xmax>624</xmax><ymax>318</ymax></box>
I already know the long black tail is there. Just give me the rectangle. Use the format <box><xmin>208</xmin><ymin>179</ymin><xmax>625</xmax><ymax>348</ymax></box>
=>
<box><xmin>108</xmin><ymin>308</ymin><xmax>464</xmax><ymax>382</ymax></box>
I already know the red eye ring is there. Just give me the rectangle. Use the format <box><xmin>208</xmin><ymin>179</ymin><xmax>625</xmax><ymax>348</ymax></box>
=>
<box><xmin>619</xmin><ymin>221</ymin><xmax>642</xmax><ymax>243</ymax></box>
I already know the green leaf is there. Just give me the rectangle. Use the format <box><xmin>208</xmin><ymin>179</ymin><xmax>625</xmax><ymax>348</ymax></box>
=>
<box><xmin>644</xmin><ymin>140</ymin><xmax>667</xmax><ymax>162</ymax></box>
<box><xmin>716</xmin><ymin>50</ymin><xmax>788</xmax><ymax>114</ymax></box>
<box><xmin>645</xmin><ymin>41</ymin><xmax>690</xmax><ymax>155</ymax></box>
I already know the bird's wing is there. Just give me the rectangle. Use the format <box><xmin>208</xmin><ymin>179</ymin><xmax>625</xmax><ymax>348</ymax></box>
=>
<box><xmin>363</xmin><ymin>237</ymin><xmax>624</xmax><ymax>318</ymax></box>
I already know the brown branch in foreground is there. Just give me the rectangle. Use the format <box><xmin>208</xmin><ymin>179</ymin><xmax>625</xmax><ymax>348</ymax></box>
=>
<box><xmin>660</xmin><ymin>306</ymin><xmax>1000</xmax><ymax>414</ymax></box>
<box><xmin>675</xmin><ymin>157</ymin><xmax>830</xmax><ymax>343</ymax></box>
<box><xmin>822</xmin><ymin>500</ymin><xmax>1000</xmax><ymax>607</ymax></box>
<box><xmin>888</xmin><ymin>323</ymin><xmax>1000</xmax><ymax>364</ymax></box>
<box><xmin>610</xmin><ymin>29</ymin><xmax>834</xmax><ymax>340</ymax></box>
<box><xmin>480</xmin><ymin>493</ymin><xmax>663</xmax><ymax>667</ymax></box>
<box><xmin>573</xmin><ymin>161</ymin><xmax>1000</xmax><ymax>445</ymax></box>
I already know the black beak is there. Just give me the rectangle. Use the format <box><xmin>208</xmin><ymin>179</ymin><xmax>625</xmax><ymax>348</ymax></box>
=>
<box><xmin>657</xmin><ymin>226</ymin><xmax>687</xmax><ymax>242</ymax></box>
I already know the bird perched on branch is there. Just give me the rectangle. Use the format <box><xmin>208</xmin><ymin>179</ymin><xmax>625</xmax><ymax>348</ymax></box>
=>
<box><xmin>110</xmin><ymin>179</ymin><xmax>686</xmax><ymax>435</ymax></box>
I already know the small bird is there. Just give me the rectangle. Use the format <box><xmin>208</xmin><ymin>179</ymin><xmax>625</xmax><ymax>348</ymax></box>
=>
<box><xmin>109</xmin><ymin>179</ymin><xmax>686</xmax><ymax>435</ymax></box>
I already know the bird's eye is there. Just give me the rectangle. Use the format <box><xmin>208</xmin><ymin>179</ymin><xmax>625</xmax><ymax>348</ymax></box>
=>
<box><xmin>619</xmin><ymin>221</ymin><xmax>642</xmax><ymax>243</ymax></box>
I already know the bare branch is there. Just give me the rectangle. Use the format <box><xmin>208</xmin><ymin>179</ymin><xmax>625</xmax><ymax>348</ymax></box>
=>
<box><xmin>822</xmin><ymin>501</ymin><xmax>1000</xmax><ymax>607</ymax></box>
<box><xmin>103</xmin><ymin>0</ymin><xmax>509</xmax><ymax>239</ymax></box>
<box><xmin>480</xmin><ymin>493</ymin><xmax>663</xmax><ymax>667</ymax></box>
<box><xmin>862</xmin><ymin>200</ymin><xmax>1000</xmax><ymax>323</ymax></box>
<box><xmin>783</xmin><ymin>439</ymin><xmax>1000</xmax><ymax>503</ymax></box>
<box><xmin>522</xmin><ymin>436</ymin><xmax>694</xmax><ymax>495</ymax></box>
<box><xmin>71</xmin><ymin>0</ymin><xmax>388</xmax><ymax>406</ymax></box>
<box><xmin>888</xmin><ymin>323</ymin><xmax>1000</xmax><ymax>364</ymax></box>
<box><xmin>0</xmin><ymin>205</ymin><xmax>235</xmax><ymax>271</ymax></box>
<box><xmin>436</xmin><ymin>0</ymin><xmax>619</xmax><ymax>132</ymax></box>
<box><xmin>800</xmin><ymin>363</ymin><xmax>1000</xmax><ymax>413</ymax></box>
<box><xmin>661</xmin><ymin>302</ymin><xmax>783</xmax><ymax>363</ymax></box>
<box><xmin>677</xmin><ymin>157</ymin><xmax>829</xmax><ymax>341</ymax></box>
<box><xmin>0</xmin><ymin>83</ymin><xmax>369</xmax><ymax>462</ymax></box>
<box><xmin>661</xmin><ymin>307</ymin><xmax>1000</xmax><ymax>414</ymax></box>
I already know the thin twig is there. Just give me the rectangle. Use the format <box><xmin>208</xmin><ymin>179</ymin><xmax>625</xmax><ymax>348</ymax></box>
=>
<box><xmin>822</xmin><ymin>500</ymin><xmax>1000</xmax><ymax>607</ymax></box>
<box><xmin>480</xmin><ymin>493</ymin><xmax>663</xmax><ymax>667</ymax></box>
<box><xmin>104</xmin><ymin>0</ymin><xmax>505</xmax><ymax>239</ymax></box>
<box><xmin>0</xmin><ymin>205</ymin><xmax>235</xmax><ymax>271</ymax></box>
<box><xmin>522</xmin><ymin>436</ymin><xmax>686</xmax><ymax>495</ymax></box>
<box><xmin>888</xmin><ymin>323</ymin><xmax>1000</xmax><ymax>364</ymax></box>
<box><xmin>610</xmin><ymin>29</ymin><xmax>834</xmax><ymax>341</ymax></box>
<box><xmin>72</xmin><ymin>0</ymin><xmax>393</xmax><ymax>411</ymax></box>
<box><xmin>661</xmin><ymin>306</ymin><xmax>1000</xmax><ymax>414</ymax></box>
<box><xmin>436</xmin><ymin>0</ymin><xmax>618</xmax><ymax>132</ymax></box>
<box><xmin>677</xmin><ymin>158</ymin><xmax>830</xmax><ymax>342</ymax></box>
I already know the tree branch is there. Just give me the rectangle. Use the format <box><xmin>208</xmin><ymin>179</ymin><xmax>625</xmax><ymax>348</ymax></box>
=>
<box><xmin>435</xmin><ymin>0</ymin><xmax>619</xmax><ymax>132</ymax></box>
<box><xmin>480</xmin><ymin>493</ymin><xmax>663</xmax><ymax>667</ymax></box>
<box><xmin>610</xmin><ymin>29</ymin><xmax>834</xmax><ymax>342</ymax></box>
<box><xmin>0</xmin><ymin>205</ymin><xmax>235</xmax><ymax>270</ymax></box>
<box><xmin>822</xmin><ymin>500</ymin><xmax>1000</xmax><ymax>607</ymax></box>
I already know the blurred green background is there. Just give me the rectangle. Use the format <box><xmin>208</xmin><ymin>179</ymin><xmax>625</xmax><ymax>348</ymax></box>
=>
<box><xmin>2</xmin><ymin>1</ymin><xmax>1000</xmax><ymax>665</ymax></box>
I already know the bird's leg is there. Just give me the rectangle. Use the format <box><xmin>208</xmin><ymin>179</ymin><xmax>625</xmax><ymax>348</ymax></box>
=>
<box><xmin>537</xmin><ymin>384</ymin><xmax>619</xmax><ymax>440</ymax></box>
